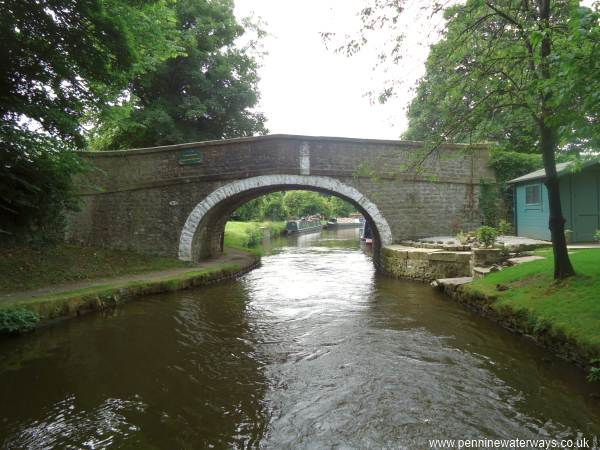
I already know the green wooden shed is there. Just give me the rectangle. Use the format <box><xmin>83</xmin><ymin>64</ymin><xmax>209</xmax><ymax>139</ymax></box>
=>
<box><xmin>508</xmin><ymin>161</ymin><xmax>600</xmax><ymax>242</ymax></box>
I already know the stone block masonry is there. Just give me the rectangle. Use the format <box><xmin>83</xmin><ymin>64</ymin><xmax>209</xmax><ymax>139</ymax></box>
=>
<box><xmin>67</xmin><ymin>134</ymin><xmax>494</xmax><ymax>262</ymax></box>
<box><xmin>382</xmin><ymin>245</ymin><xmax>473</xmax><ymax>281</ymax></box>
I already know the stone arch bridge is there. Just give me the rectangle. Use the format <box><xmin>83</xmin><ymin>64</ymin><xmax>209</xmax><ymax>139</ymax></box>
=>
<box><xmin>67</xmin><ymin>134</ymin><xmax>493</xmax><ymax>262</ymax></box>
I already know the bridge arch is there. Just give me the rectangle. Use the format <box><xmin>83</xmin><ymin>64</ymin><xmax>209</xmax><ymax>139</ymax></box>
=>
<box><xmin>178</xmin><ymin>174</ymin><xmax>393</xmax><ymax>261</ymax></box>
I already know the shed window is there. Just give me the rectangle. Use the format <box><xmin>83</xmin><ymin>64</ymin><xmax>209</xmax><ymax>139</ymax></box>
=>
<box><xmin>525</xmin><ymin>184</ymin><xmax>541</xmax><ymax>205</ymax></box>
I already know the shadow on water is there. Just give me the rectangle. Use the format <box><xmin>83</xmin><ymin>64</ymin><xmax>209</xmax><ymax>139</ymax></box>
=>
<box><xmin>0</xmin><ymin>282</ymin><xmax>269</xmax><ymax>449</ymax></box>
<box><xmin>0</xmin><ymin>227</ymin><xmax>599</xmax><ymax>449</ymax></box>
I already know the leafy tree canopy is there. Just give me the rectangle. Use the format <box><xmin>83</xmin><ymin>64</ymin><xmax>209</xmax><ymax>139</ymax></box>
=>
<box><xmin>1</xmin><ymin>0</ymin><xmax>181</xmax><ymax>240</ymax></box>
<box><xmin>1</xmin><ymin>0</ymin><xmax>180</xmax><ymax>148</ymax></box>
<box><xmin>231</xmin><ymin>191</ymin><xmax>357</xmax><ymax>222</ymax></box>
<box><xmin>89</xmin><ymin>0</ymin><xmax>267</xmax><ymax>149</ymax></box>
<box><xmin>1</xmin><ymin>0</ymin><xmax>266</xmax><ymax>241</ymax></box>
<box><xmin>402</xmin><ymin>1</ymin><xmax>600</xmax><ymax>155</ymax></box>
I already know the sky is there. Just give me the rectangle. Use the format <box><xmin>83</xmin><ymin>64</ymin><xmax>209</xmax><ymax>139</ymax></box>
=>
<box><xmin>234</xmin><ymin>1</ymin><xmax>596</xmax><ymax>140</ymax></box>
<box><xmin>234</xmin><ymin>0</ymin><xmax>442</xmax><ymax>140</ymax></box>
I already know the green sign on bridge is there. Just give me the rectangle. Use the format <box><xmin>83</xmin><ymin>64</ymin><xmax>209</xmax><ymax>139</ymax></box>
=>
<box><xmin>178</xmin><ymin>148</ymin><xmax>204</xmax><ymax>166</ymax></box>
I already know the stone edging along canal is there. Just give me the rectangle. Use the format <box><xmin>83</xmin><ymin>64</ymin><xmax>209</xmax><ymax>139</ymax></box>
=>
<box><xmin>1</xmin><ymin>253</ymin><xmax>260</xmax><ymax>335</ymax></box>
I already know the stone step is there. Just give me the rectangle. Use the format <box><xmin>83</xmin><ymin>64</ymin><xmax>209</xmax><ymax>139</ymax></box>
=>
<box><xmin>472</xmin><ymin>265</ymin><xmax>502</xmax><ymax>279</ymax></box>
<box><xmin>431</xmin><ymin>277</ymin><xmax>473</xmax><ymax>288</ymax></box>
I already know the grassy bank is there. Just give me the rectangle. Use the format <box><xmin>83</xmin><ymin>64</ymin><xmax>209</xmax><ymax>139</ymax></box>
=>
<box><xmin>0</xmin><ymin>261</ymin><xmax>258</xmax><ymax>336</ymax></box>
<box><xmin>0</xmin><ymin>244</ymin><xmax>192</xmax><ymax>294</ymax></box>
<box><xmin>224</xmin><ymin>221</ymin><xmax>286</xmax><ymax>252</ymax></box>
<box><xmin>463</xmin><ymin>248</ymin><xmax>600</xmax><ymax>376</ymax></box>
<box><xmin>0</xmin><ymin>245</ymin><xmax>260</xmax><ymax>336</ymax></box>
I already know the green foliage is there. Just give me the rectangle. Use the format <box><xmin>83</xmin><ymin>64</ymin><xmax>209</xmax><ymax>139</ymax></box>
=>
<box><xmin>231</xmin><ymin>191</ymin><xmax>357</xmax><ymax>222</ymax></box>
<box><xmin>347</xmin><ymin>0</ymin><xmax>600</xmax><ymax>277</ymax></box>
<box><xmin>262</xmin><ymin>193</ymin><xmax>288</xmax><ymax>221</ymax></box>
<box><xmin>595</xmin><ymin>230</ymin><xmax>600</xmax><ymax>242</ymax></box>
<box><xmin>589</xmin><ymin>359</ymin><xmax>600</xmax><ymax>383</ymax></box>
<box><xmin>232</xmin><ymin>197</ymin><xmax>268</xmax><ymax>222</ymax></box>
<box><xmin>354</xmin><ymin>162</ymin><xmax>377</xmax><ymax>179</ymax></box>
<box><xmin>245</xmin><ymin>226</ymin><xmax>264</xmax><ymax>248</ymax></box>
<box><xmin>224</xmin><ymin>221</ymin><xmax>264</xmax><ymax>249</ymax></box>
<box><xmin>2</xmin><ymin>0</ymin><xmax>147</xmax><ymax>146</ymax></box>
<box><xmin>263</xmin><ymin>221</ymin><xmax>286</xmax><ymax>236</ymax></box>
<box><xmin>0</xmin><ymin>132</ymin><xmax>85</xmax><ymax>242</ymax></box>
<box><xmin>283</xmin><ymin>191</ymin><xmax>328</xmax><ymax>218</ymax></box>
<box><xmin>497</xmin><ymin>220</ymin><xmax>512</xmax><ymax>236</ymax></box>
<box><xmin>232</xmin><ymin>193</ymin><xmax>287</xmax><ymax>222</ymax></box>
<box><xmin>479</xmin><ymin>180</ymin><xmax>502</xmax><ymax>228</ymax></box>
<box><xmin>0</xmin><ymin>308</ymin><xmax>39</xmax><ymax>334</ymax></box>
<box><xmin>328</xmin><ymin>196</ymin><xmax>356</xmax><ymax>217</ymax></box>
<box><xmin>396</xmin><ymin>1</ymin><xmax>600</xmax><ymax>153</ymax></box>
<box><xmin>90</xmin><ymin>0</ymin><xmax>267</xmax><ymax>149</ymax></box>
<box><xmin>476</xmin><ymin>226</ymin><xmax>498</xmax><ymax>248</ymax></box>
<box><xmin>1</xmin><ymin>0</ymin><xmax>182</xmax><ymax>240</ymax></box>
<box><xmin>489</xmin><ymin>149</ymin><xmax>544</xmax><ymax>183</ymax></box>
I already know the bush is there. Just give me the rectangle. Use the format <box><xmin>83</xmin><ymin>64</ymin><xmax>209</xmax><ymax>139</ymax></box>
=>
<box><xmin>224</xmin><ymin>222</ymin><xmax>263</xmax><ymax>249</ymax></box>
<box><xmin>0</xmin><ymin>307</ymin><xmax>40</xmax><ymax>334</ymax></box>
<box><xmin>588</xmin><ymin>359</ymin><xmax>600</xmax><ymax>383</ymax></box>
<box><xmin>0</xmin><ymin>133</ymin><xmax>84</xmax><ymax>244</ymax></box>
<box><xmin>498</xmin><ymin>219</ymin><xmax>512</xmax><ymax>236</ymax></box>
<box><xmin>479</xmin><ymin>180</ymin><xmax>502</xmax><ymax>227</ymax></box>
<box><xmin>246</xmin><ymin>226</ymin><xmax>263</xmax><ymax>247</ymax></box>
<box><xmin>595</xmin><ymin>230</ymin><xmax>600</xmax><ymax>242</ymax></box>
<box><xmin>489</xmin><ymin>149</ymin><xmax>542</xmax><ymax>183</ymax></box>
<box><xmin>476</xmin><ymin>226</ymin><xmax>498</xmax><ymax>248</ymax></box>
<box><xmin>263</xmin><ymin>221</ymin><xmax>286</xmax><ymax>236</ymax></box>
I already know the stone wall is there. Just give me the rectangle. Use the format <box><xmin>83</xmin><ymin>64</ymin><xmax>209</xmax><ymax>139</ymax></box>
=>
<box><xmin>381</xmin><ymin>245</ymin><xmax>472</xmax><ymax>281</ymax></box>
<box><xmin>67</xmin><ymin>134</ymin><xmax>494</xmax><ymax>261</ymax></box>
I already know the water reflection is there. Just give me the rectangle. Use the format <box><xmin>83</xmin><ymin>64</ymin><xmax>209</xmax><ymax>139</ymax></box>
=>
<box><xmin>0</xmin><ymin>229</ymin><xmax>598</xmax><ymax>449</ymax></box>
<box><xmin>0</xmin><ymin>282</ymin><xmax>269</xmax><ymax>449</ymax></box>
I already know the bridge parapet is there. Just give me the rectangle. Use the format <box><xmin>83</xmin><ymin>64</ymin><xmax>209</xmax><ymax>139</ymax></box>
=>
<box><xmin>76</xmin><ymin>134</ymin><xmax>493</xmax><ymax>195</ymax></box>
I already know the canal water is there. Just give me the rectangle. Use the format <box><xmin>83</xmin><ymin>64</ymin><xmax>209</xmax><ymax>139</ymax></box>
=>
<box><xmin>0</xmin><ymin>229</ymin><xmax>599</xmax><ymax>449</ymax></box>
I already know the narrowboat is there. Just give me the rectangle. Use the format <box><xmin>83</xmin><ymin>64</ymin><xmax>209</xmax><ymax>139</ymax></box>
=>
<box><xmin>285</xmin><ymin>218</ymin><xmax>323</xmax><ymax>235</ymax></box>
<box><xmin>327</xmin><ymin>216</ymin><xmax>364</xmax><ymax>229</ymax></box>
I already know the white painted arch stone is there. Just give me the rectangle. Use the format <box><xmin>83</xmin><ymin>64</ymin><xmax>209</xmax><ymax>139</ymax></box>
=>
<box><xmin>178</xmin><ymin>174</ymin><xmax>393</xmax><ymax>261</ymax></box>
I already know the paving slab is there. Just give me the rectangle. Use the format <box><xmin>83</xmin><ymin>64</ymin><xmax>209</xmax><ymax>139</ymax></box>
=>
<box><xmin>435</xmin><ymin>277</ymin><xmax>473</xmax><ymax>286</ymax></box>
<box><xmin>507</xmin><ymin>255</ymin><xmax>546</xmax><ymax>265</ymax></box>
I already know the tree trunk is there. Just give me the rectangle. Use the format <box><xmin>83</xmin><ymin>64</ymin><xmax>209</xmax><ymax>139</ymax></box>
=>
<box><xmin>537</xmin><ymin>0</ymin><xmax>575</xmax><ymax>279</ymax></box>
<box><xmin>539</xmin><ymin>122</ymin><xmax>575</xmax><ymax>279</ymax></box>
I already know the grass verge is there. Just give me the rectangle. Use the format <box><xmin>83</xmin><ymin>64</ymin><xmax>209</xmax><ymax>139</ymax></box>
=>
<box><xmin>0</xmin><ymin>244</ymin><xmax>192</xmax><ymax>294</ymax></box>
<box><xmin>463</xmin><ymin>248</ymin><xmax>600</xmax><ymax>378</ymax></box>
<box><xmin>0</xmin><ymin>260</ymin><xmax>259</xmax><ymax>336</ymax></box>
<box><xmin>224</xmin><ymin>221</ymin><xmax>286</xmax><ymax>254</ymax></box>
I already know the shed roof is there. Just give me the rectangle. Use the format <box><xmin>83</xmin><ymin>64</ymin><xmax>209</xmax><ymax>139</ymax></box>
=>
<box><xmin>507</xmin><ymin>160</ymin><xmax>599</xmax><ymax>184</ymax></box>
